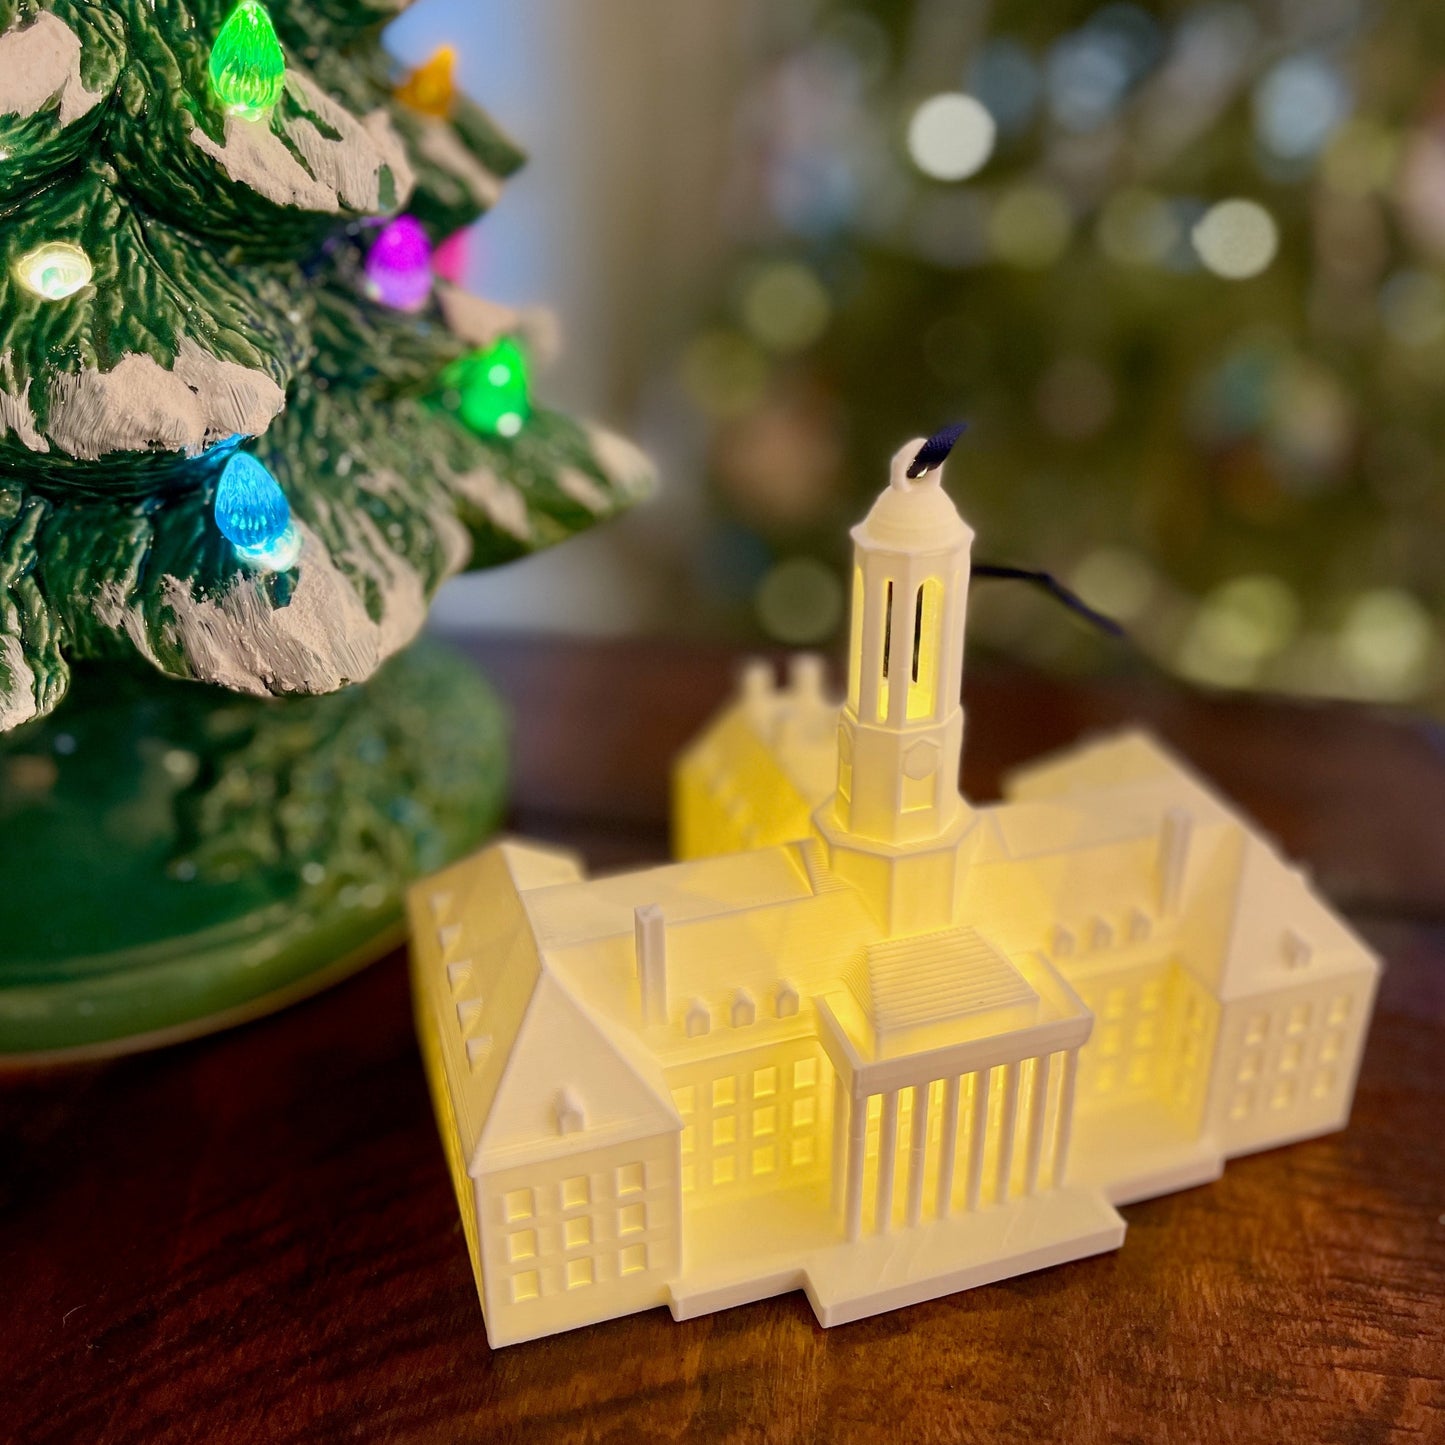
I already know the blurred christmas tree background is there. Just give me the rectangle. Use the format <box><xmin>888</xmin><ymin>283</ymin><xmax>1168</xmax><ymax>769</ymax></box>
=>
<box><xmin>667</xmin><ymin>0</ymin><xmax>1445</xmax><ymax>705</ymax></box>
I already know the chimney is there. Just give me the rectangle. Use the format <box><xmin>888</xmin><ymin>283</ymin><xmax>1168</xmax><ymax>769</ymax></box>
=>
<box><xmin>1158</xmin><ymin>807</ymin><xmax>1193</xmax><ymax>917</ymax></box>
<box><xmin>634</xmin><ymin>904</ymin><xmax>667</xmax><ymax>1024</ymax></box>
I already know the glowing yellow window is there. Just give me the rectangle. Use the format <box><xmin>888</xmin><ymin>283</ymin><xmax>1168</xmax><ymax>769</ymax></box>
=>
<box><xmin>1327</xmin><ymin>995</ymin><xmax>1351</xmax><ymax>1025</ymax></box>
<box><xmin>793</xmin><ymin>1058</ymin><xmax>818</xmax><ymax>1090</ymax></box>
<box><xmin>566</xmin><ymin>1258</ymin><xmax>594</xmax><ymax>1289</ymax></box>
<box><xmin>562</xmin><ymin>1176</ymin><xmax>590</xmax><ymax>1209</ymax></box>
<box><xmin>681</xmin><ymin>1164</ymin><xmax>695</xmax><ymax>1193</ymax></box>
<box><xmin>713</xmin><ymin>1116</ymin><xmax>736</xmax><ymax>1146</ymax></box>
<box><xmin>1312</xmin><ymin>1068</ymin><xmax>1336</xmax><ymax>1098</ymax></box>
<box><xmin>503</xmin><ymin>1188</ymin><xmax>533</xmax><ymax>1222</ymax></box>
<box><xmin>713</xmin><ymin>1156</ymin><xmax>735</xmax><ymax>1185</ymax></box>
<box><xmin>792</xmin><ymin>1136</ymin><xmax>815</xmax><ymax>1165</ymax></box>
<box><xmin>752</xmin><ymin>1105</ymin><xmax>776</xmax><ymax>1137</ymax></box>
<box><xmin>1320</xmin><ymin>1032</ymin><xmax>1343</xmax><ymax>1063</ymax></box>
<box><xmin>507</xmin><ymin>1230</ymin><xmax>537</xmax><ymax>1262</ymax></box>
<box><xmin>752</xmin><ymin>1145</ymin><xmax>775</xmax><ymax>1175</ymax></box>
<box><xmin>671</xmin><ymin>1085</ymin><xmax>695</xmax><ymax>1115</ymax></box>
<box><xmin>792</xmin><ymin>1097</ymin><xmax>816</xmax><ymax>1128</ymax></box>
<box><xmin>616</xmin><ymin>1162</ymin><xmax>645</xmax><ymax>1194</ymax></box>
<box><xmin>681</xmin><ymin>1124</ymin><xmax>696</xmax><ymax>1155</ymax></box>
<box><xmin>1245</xmin><ymin>1013</ymin><xmax>1268</xmax><ymax>1045</ymax></box>
<box><xmin>618</xmin><ymin>1203</ymin><xmax>646</xmax><ymax>1235</ymax></box>
<box><xmin>511</xmin><ymin>1270</ymin><xmax>540</xmax><ymax>1303</ymax></box>
<box><xmin>1280</xmin><ymin>1040</ymin><xmax>1302</xmax><ymax>1073</ymax></box>
<box><xmin>712</xmin><ymin>1077</ymin><xmax>736</xmax><ymax>1109</ymax></box>
<box><xmin>564</xmin><ymin>1217</ymin><xmax>591</xmax><ymax>1250</ymax></box>
<box><xmin>753</xmin><ymin>1067</ymin><xmax>777</xmax><ymax>1098</ymax></box>
<box><xmin>619</xmin><ymin>1244</ymin><xmax>647</xmax><ymax>1275</ymax></box>
<box><xmin>906</xmin><ymin>578</ymin><xmax>942</xmax><ymax>720</ymax></box>
<box><xmin>1287</xmin><ymin>1003</ymin><xmax>1312</xmax><ymax>1035</ymax></box>
<box><xmin>1271</xmin><ymin>1079</ymin><xmax>1295</xmax><ymax>1110</ymax></box>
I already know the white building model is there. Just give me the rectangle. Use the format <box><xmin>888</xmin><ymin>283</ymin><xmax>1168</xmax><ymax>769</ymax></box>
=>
<box><xmin>410</xmin><ymin>437</ymin><xmax>1379</xmax><ymax>1349</ymax></box>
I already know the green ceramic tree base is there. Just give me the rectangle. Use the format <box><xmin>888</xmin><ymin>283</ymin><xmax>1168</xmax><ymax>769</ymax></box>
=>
<box><xmin>0</xmin><ymin>641</ymin><xmax>507</xmax><ymax>1062</ymax></box>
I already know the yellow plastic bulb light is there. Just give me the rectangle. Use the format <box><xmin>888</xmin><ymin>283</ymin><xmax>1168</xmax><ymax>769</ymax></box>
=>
<box><xmin>396</xmin><ymin>46</ymin><xmax>457</xmax><ymax>119</ymax></box>
<box><xmin>210</xmin><ymin>0</ymin><xmax>286</xmax><ymax>122</ymax></box>
<box><xmin>16</xmin><ymin>242</ymin><xmax>92</xmax><ymax>300</ymax></box>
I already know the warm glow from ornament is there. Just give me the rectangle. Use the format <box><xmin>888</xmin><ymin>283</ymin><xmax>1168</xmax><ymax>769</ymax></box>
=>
<box><xmin>215</xmin><ymin>452</ymin><xmax>300</xmax><ymax>571</ymax></box>
<box><xmin>396</xmin><ymin>46</ymin><xmax>457</xmax><ymax>119</ymax></box>
<box><xmin>441</xmin><ymin>337</ymin><xmax>531</xmax><ymax>438</ymax></box>
<box><xmin>16</xmin><ymin>242</ymin><xmax>92</xmax><ymax>300</ymax></box>
<box><xmin>365</xmin><ymin>216</ymin><xmax>434</xmax><ymax>311</ymax></box>
<box><xmin>209</xmin><ymin>0</ymin><xmax>286</xmax><ymax>122</ymax></box>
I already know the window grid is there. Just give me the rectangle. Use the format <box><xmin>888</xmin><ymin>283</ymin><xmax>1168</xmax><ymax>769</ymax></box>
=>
<box><xmin>671</xmin><ymin>1044</ymin><xmax>827</xmax><ymax>1199</ymax></box>
<box><xmin>494</xmin><ymin>1150</ymin><xmax>667</xmax><ymax>1307</ymax></box>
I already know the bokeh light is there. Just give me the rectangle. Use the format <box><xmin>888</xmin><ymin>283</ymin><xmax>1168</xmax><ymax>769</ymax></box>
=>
<box><xmin>1254</xmin><ymin>55</ymin><xmax>1349</xmax><ymax>160</ymax></box>
<box><xmin>682</xmin><ymin>331</ymin><xmax>770</xmax><ymax>419</ymax></box>
<box><xmin>1178</xmin><ymin>575</ymin><xmax>1300</xmax><ymax>687</ymax></box>
<box><xmin>968</xmin><ymin>39</ymin><xmax>1039</xmax><ymax>138</ymax></box>
<box><xmin>989</xmin><ymin>183</ymin><xmax>1072</xmax><ymax>267</ymax></box>
<box><xmin>1071</xmin><ymin>547</ymin><xmax>1155</xmax><ymax>623</ymax></box>
<box><xmin>906</xmin><ymin>93</ymin><xmax>996</xmax><ymax>181</ymax></box>
<box><xmin>755</xmin><ymin>557</ymin><xmax>845</xmax><ymax>644</ymax></box>
<box><xmin>1191</xmin><ymin>199</ymin><xmax>1279</xmax><ymax>278</ymax></box>
<box><xmin>1096</xmin><ymin>188</ymin><xmax>1180</xmax><ymax>265</ymax></box>
<box><xmin>1338</xmin><ymin>589</ymin><xmax>1435</xmax><ymax>699</ymax></box>
<box><xmin>1379</xmin><ymin>270</ymin><xmax>1445</xmax><ymax>346</ymax></box>
<box><xmin>740</xmin><ymin>261</ymin><xmax>832</xmax><ymax>352</ymax></box>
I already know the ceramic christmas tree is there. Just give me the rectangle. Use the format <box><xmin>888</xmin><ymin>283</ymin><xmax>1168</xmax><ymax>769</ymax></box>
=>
<box><xmin>0</xmin><ymin>1</ymin><xmax>652</xmax><ymax>1057</ymax></box>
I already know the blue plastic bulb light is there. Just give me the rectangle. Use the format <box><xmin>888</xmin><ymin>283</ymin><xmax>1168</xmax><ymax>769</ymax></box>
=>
<box><xmin>214</xmin><ymin>451</ymin><xmax>300</xmax><ymax>570</ymax></box>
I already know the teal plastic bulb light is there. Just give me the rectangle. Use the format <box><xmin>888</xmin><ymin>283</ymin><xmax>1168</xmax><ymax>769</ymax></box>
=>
<box><xmin>215</xmin><ymin>452</ymin><xmax>299</xmax><ymax>570</ymax></box>
<box><xmin>209</xmin><ymin>0</ymin><xmax>286</xmax><ymax>122</ymax></box>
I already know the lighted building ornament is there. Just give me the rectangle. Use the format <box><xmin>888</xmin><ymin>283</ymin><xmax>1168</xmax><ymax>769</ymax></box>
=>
<box><xmin>410</xmin><ymin>431</ymin><xmax>1378</xmax><ymax>1348</ymax></box>
<box><xmin>209</xmin><ymin>0</ymin><xmax>286</xmax><ymax>123</ymax></box>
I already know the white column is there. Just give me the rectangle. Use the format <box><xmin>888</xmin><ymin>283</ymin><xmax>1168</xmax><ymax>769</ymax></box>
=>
<box><xmin>859</xmin><ymin>568</ymin><xmax>886</xmax><ymax>723</ymax></box>
<box><xmin>831</xmin><ymin>1073</ymin><xmax>848</xmax><ymax>1214</ymax></box>
<box><xmin>844</xmin><ymin>1091</ymin><xmax>867</xmax><ymax>1241</ymax></box>
<box><xmin>1054</xmin><ymin>1049</ymin><xmax>1079</xmax><ymax>1189</ymax></box>
<box><xmin>965</xmin><ymin>1068</ymin><xmax>991</xmax><ymax>1212</ymax></box>
<box><xmin>995</xmin><ymin>1063</ymin><xmax>1021</xmax><ymax>1205</ymax></box>
<box><xmin>906</xmin><ymin>1083</ymin><xmax>930</xmax><ymax>1228</ymax></box>
<box><xmin>875</xmin><ymin>1089</ymin><xmax>900</xmax><ymax>1234</ymax></box>
<box><xmin>935</xmin><ymin>1075</ymin><xmax>961</xmax><ymax>1220</ymax></box>
<box><xmin>1024</xmin><ymin>1053</ymin><xmax>1053</xmax><ymax>1197</ymax></box>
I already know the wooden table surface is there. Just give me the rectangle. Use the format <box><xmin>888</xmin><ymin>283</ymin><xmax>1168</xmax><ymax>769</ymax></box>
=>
<box><xmin>4</xmin><ymin>636</ymin><xmax>1444</xmax><ymax>1445</ymax></box>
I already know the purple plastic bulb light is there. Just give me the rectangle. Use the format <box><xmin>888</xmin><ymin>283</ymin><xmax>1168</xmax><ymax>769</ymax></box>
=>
<box><xmin>364</xmin><ymin>215</ymin><xmax>433</xmax><ymax>311</ymax></box>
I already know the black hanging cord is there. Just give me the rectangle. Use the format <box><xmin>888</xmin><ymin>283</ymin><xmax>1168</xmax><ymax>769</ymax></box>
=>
<box><xmin>971</xmin><ymin>564</ymin><xmax>1126</xmax><ymax>639</ymax></box>
<box><xmin>906</xmin><ymin>422</ymin><xmax>1125</xmax><ymax>641</ymax></box>
<box><xmin>907</xmin><ymin>422</ymin><xmax>968</xmax><ymax>478</ymax></box>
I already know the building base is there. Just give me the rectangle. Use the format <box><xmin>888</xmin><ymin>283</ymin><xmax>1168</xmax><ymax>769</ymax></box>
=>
<box><xmin>668</xmin><ymin>1186</ymin><xmax>1125</xmax><ymax>1328</ymax></box>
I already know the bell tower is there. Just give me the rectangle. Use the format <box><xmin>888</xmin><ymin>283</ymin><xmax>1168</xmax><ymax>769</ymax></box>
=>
<box><xmin>814</xmin><ymin>434</ymin><xmax>977</xmax><ymax>932</ymax></box>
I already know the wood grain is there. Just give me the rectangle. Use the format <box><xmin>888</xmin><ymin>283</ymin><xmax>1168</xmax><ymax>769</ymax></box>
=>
<box><xmin>3</xmin><ymin>637</ymin><xmax>1443</xmax><ymax>1445</ymax></box>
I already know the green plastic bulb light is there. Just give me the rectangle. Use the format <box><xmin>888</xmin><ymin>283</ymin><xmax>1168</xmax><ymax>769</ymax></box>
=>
<box><xmin>209</xmin><ymin>0</ymin><xmax>286</xmax><ymax>122</ymax></box>
<box><xmin>440</xmin><ymin>337</ymin><xmax>532</xmax><ymax>438</ymax></box>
